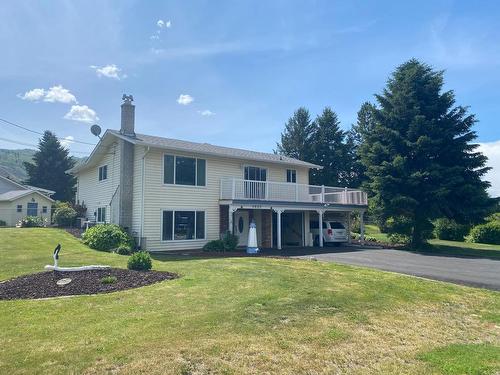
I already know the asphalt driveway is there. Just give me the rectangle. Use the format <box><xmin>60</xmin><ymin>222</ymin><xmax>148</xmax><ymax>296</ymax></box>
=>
<box><xmin>291</xmin><ymin>246</ymin><xmax>500</xmax><ymax>291</ymax></box>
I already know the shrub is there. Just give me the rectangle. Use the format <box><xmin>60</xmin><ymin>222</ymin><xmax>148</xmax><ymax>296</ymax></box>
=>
<box><xmin>100</xmin><ymin>276</ymin><xmax>117</xmax><ymax>284</ymax></box>
<box><xmin>203</xmin><ymin>239</ymin><xmax>225</xmax><ymax>252</ymax></box>
<box><xmin>53</xmin><ymin>203</ymin><xmax>77</xmax><ymax>227</ymax></box>
<box><xmin>467</xmin><ymin>221</ymin><xmax>500</xmax><ymax>245</ymax></box>
<box><xmin>114</xmin><ymin>244</ymin><xmax>133</xmax><ymax>255</ymax></box>
<box><xmin>0</xmin><ymin>219</ymin><xmax>6</xmax><ymax>227</ymax></box>
<box><xmin>351</xmin><ymin>232</ymin><xmax>360</xmax><ymax>240</ymax></box>
<box><xmin>222</xmin><ymin>231</ymin><xmax>239</xmax><ymax>251</ymax></box>
<box><xmin>365</xmin><ymin>236</ymin><xmax>377</xmax><ymax>242</ymax></box>
<box><xmin>387</xmin><ymin>233</ymin><xmax>411</xmax><ymax>245</ymax></box>
<box><xmin>82</xmin><ymin>224</ymin><xmax>133</xmax><ymax>251</ymax></box>
<box><xmin>18</xmin><ymin>216</ymin><xmax>45</xmax><ymax>227</ymax></box>
<box><xmin>127</xmin><ymin>251</ymin><xmax>152</xmax><ymax>271</ymax></box>
<box><xmin>433</xmin><ymin>218</ymin><xmax>469</xmax><ymax>241</ymax></box>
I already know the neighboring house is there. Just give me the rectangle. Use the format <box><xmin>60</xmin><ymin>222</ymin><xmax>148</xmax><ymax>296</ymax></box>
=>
<box><xmin>69</xmin><ymin>95</ymin><xmax>368</xmax><ymax>251</ymax></box>
<box><xmin>0</xmin><ymin>174</ymin><xmax>55</xmax><ymax>226</ymax></box>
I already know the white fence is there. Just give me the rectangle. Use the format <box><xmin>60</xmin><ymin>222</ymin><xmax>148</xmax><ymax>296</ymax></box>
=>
<box><xmin>220</xmin><ymin>178</ymin><xmax>367</xmax><ymax>205</ymax></box>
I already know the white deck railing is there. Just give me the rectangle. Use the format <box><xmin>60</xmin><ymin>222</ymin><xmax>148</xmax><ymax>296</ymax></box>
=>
<box><xmin>220</xmin><ymin>178</ymin><xmax>367</xmax><ymax>205</ymax></box>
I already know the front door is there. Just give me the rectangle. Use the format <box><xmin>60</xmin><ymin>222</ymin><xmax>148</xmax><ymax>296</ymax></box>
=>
<box><xmin>234</xmin><ymin>210</ymin><xmax>249</xmax><ymax>247</ymax></box>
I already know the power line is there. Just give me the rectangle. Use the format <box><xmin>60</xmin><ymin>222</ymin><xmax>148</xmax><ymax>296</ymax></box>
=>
<box><xmin>0</xmin><ymin>136</ymin><xmax>91</xmax><ymax>155</ymax></box>
<box><xmin>0</xmin><ymin>117</ymin><xmax>97</xmax><ymax>146</ymax></box>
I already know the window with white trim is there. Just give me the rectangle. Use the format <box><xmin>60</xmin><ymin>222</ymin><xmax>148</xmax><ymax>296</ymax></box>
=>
<box><xmin>42</xmin><ymin>206</ymin><xmax>48</xmax><ymax>213</ymax></box>
<box><xmin>98</xmin><ymin>165</ymin><xmax>108</xmax><ymax>181</ymax></box>
<box><xmin>163</xmin><ymin>155</ymin><xmax>206</xmax><ymax>186</ymax></box>
<box><xmin>162</xmin><ymin>210</ymin><xmax>205</xmax><ymax>241</ymax></box>
<box><xmin>286</xmin><ymin>169</ymin><xmax>297</xmax><ymax>183</ymax></box>
<box><xmin>97</xmin><ymin>207</ymin><xmax>106</xmax><ymax>223</ymax></box>
<box><xmin>16</xmin><ymin>204</ymin><xmax>22</xmax><ymax>213</ymax></box>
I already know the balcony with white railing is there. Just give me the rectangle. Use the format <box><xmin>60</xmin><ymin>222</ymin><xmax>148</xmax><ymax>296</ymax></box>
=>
<box><xmin>220</xmin><ymin>178</ymin><xmax>368</xmax><ymax>206</ymax></box>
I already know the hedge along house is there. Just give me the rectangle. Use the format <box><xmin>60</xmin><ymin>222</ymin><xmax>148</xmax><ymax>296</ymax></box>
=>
<box><xmin>0</xmin><ymin>174</ymin><xmax>55</xmax><ymax>226</ymax></box>
<box><xmin>69</xmin><ymin>95</ymin><xmax>368</xmax><ymax>251</ymax></box>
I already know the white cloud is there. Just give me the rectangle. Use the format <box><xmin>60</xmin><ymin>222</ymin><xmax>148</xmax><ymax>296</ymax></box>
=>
<box><xmin>478</xmin><ymin>141</ymin><xmax>500</xmax><ymax>197</ymax></box>
<box><xmin>177</xmin><ymin>94</ymin><xmax>194</xmax><ymax>105</ymax></box>
<box><xmin>198</xmin><ymin>110</ymin><xmax>216</xmax><ymax>117</ymax></box>
<box><xmin>64</xmin><ymin>105</ymin><xmax>99</xmax><ymax>124</ymax></box>
<box><xmin>60</xmin><ymin>136</ymin><xmax>74</xmax><ymax>148</ymax></box>
<box><xmin>90</xmin><ymin>64</ymin><xmax>126</xmax><ymax>80</ymax></box>
<box><xmin>157</xmin><ymin>19</ymin><xmax>171</xmax><ymax>29</ymax></box>
<box><xmin>17</xmin><ymin>85</ymin><xmax>76</xmax><ymax>103</ymax></box>
<box><xmin>17</xmin><ymin>88</ymin><xmax>46</xmax><ymax>101</ymax></box>
<box><xmin>44</xmin><ymin>85</ymin><xmax>77</xmax><ymax>103</ymax></box>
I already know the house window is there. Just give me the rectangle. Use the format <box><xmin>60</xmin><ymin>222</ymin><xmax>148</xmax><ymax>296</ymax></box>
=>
<box><xmin>162</xmin><ymin>210</ymin><xmax>205</xmax><ymax>241</ymax></box>
<box><xmin>98</xmin><ymin>165</ymin><xmax>108</xmax><ymax>181</ymax></box>
<box><xmin>286</xmin><ymin>169</ymin><xmax>297</xmax><ymax>183</ymax></box>
<box><xmin>27</xmin><ymin>202</ymin><xmax>38</xmax><ymax>216</ymax></box>
<box><xmin>97</xmin><ymin>207</ymin><xmax>106</xmax><ymax>223</ymax></box>
<box><xmin>244</xmin><ymin>166</ymin><xmax>267</xmax><ymax>199</ymax></box>
<box><xmin>16</xmin><ymin>204</ymin><xmax>22</xmax><ymax>213</ymax></box>
<box><xmin>244</xmin><ymin>166</ymin><xmax>266</xmax><ymax>181</ymax></box>
<box><xmin>163</xmin><ymin>155</ymin><xmax>206</xmax><ymax>186</ymax></box>
<box><xmin>42</xmin><ymin>206</ymin><xmax>48</xmax><ymax>214</ymax></box>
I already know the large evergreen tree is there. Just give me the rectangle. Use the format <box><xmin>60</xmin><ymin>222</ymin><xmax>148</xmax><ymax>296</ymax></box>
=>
<box><xmin>346</xmin><ymin>102</ymin><xmax>376</xmax><ymax>187</ymax></box>
<box><xmin>360</xmin><ymin>59</ymin><xmax>495</xmax><ymax>247</ymax></box>
<box><xmin>24</xmin><ymin>131</ymin><xmax>76</xmax><ymax>202</ymax></box>
<box><xmin>310</xmin><ymin>107</ymin><xmax>349</xmax><ymax>186</ymax></box>
<box><xmin>276</xmin><ymin>107</ymin><xmax>314</xmax><ymax>161</ymax></box>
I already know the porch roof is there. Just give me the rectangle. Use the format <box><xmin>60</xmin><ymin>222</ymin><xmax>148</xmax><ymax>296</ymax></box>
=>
<box><xmin>221</xmin><ymin>199</ymin><xmax>367</xmax><ymax>211</ymax></box>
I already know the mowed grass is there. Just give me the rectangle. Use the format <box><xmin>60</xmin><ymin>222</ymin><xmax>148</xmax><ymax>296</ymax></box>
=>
<box><xmin>0</xmin><ymin>228</ymin><xmax>499</xmax><ymax>374</ymax></box>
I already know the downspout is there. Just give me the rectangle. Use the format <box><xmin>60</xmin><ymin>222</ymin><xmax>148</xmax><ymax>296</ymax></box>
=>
<box><xmin>139</xmin><ymin>146</ymin><xmax>151</xmax><ymax>248</ymax></box>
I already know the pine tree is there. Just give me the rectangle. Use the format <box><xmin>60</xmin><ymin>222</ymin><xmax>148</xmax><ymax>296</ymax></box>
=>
<box><xmin>346</xmin><ymin>102</ymin><xmax>376</xmax><ymax>187</ymax></box>
<box><xmin>24</xmin><ymin>131</ymin><xmax>76</xmax><ymax>202</ymax></box>
<box><xmin>359</xmin><ymin>59</ymin><xmax>495</xmax><ymax>247</ymax></box>
<box><xmin>310</xmin><ymin>107</ymin><xmax>349</xmax><ymax>186</ymax></box>
<box><xmin>276</xmin><ymin>107</ymin><xmax>314</xmax><ymax>161</ymax></box>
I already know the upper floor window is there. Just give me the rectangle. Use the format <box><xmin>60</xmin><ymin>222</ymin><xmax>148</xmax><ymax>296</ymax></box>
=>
<box><xmin>286</xmin><ymin>169</ymin><xmax>297</xmax><ymax>183</ymax></box>
<box><xmin>98</xmin><ymin>165</ymin><xmax>108</xmax><ymax>181</ymax></box>
<box><xmin>244</xmin><ymin>166</ymin><xmax>266</xmax><ymax>181</ymax></box>
<box><xmin>163</xmin><ymin>155</ymin><xmax>206</xmax><ymax>186</ymax></box>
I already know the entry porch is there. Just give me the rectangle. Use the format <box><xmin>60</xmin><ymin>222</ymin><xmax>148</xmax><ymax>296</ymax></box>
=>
<box><xmin>219</xmin><ymin>202</ymin><xmax>367</xmax><ymax>250</ymax></box>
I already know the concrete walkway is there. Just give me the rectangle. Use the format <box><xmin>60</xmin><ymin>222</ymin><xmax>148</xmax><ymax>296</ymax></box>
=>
<box><xmin>290</xmin><ymin>246</ymin><xmax>500</xmax><ymax>291</ymax></box>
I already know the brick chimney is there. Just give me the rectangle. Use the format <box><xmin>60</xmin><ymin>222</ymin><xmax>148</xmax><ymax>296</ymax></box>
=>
<box><xmin>120</xmin><ymin>94</ymin><xmax>135</xmax><ymax>137</ymax></box>
<box><xmin>118</xmin><ymin>94</ymin><xmax>135</xmax><ymax>232</ymax></box>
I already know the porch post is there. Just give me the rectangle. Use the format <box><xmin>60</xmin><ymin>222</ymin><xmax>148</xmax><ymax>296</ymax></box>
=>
<box><xmin>360</xmin><ymin>210</ymin><xmax>365</xmax><ymax>245</ymax></box>
<box><xmin>347</xmin><ymin>211</ymin><xmax>352</xmax><ymax>244</ymax></box>
<box><xmin>317</xmin><ymin>209</ymin><xmax>324</xmax><ymax>247</ymax></box>
<box><xmin>228</xmin><ymin>205</ymin><xmax>235</xmax><ymax>235</ymax></box>
<box><xmin>274</xmin><ymin>208</ymin><xmax>284</xmax><ymax>250</ymax></box>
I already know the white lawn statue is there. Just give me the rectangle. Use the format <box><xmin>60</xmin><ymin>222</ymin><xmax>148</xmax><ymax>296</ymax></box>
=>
<box><xmin>246</xmin><ymin>220</ymin><xmax>260</xmax><ymax>254</ymax></box>
<box><xmin>45</xmin><ymin>244</ymin><xmax>110</xmax><ymax>272</ymax></box>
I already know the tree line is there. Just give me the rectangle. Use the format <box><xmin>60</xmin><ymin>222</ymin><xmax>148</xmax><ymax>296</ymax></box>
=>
<box><xmin>276</xmin><ymin>59</ymin><xmax>497</xmax><ymax>247</ymax></box>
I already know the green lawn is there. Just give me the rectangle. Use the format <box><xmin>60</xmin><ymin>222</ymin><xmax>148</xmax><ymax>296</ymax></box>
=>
<box><xmin>0</xmin><ymin>228</ymin><xmax>499</xmax><ymax>374</ymax></box>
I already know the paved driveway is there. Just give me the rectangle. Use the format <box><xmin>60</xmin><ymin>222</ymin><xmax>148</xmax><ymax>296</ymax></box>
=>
<box><xmin>291</xmin><ymin>246</ymin><xmax>500</xmax><ymax>291</ymax></box>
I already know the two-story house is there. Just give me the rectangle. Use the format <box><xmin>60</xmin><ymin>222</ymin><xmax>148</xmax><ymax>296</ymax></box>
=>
<box><xmin>70</xmin><ymin>95</ymin><xmax>368</xmax><ymax>252</ymax></box>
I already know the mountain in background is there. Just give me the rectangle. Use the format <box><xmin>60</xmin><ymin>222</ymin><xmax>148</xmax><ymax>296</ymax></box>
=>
<box><xmin>0</xmin><ymin>148</ymin><xmax>86</xmax><ymax>182</ymax></box>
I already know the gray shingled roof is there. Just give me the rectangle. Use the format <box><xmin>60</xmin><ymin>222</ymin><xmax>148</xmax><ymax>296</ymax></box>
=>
<box><xmin>0</xmin><ymin>190</ymin><xmax>31</xmax><ymax>201</ymax></box>
<box><xmin>108</xmin><ymin>130</ymin><xmax>321</xmax><ymax>169</ymax></box>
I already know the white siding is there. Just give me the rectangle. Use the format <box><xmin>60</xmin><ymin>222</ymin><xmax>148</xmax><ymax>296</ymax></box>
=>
<box><xmin>142</xmin><ymin>148</ymin><xmax>311</xmax><ymax>251</ymax></box>
<box><xmin>0</xmin><ymin>193</ymin><xmax>53</xmax><ymax>226</ymax></box>
<box><xmin>131</xmin><ymin>145</ymin><xmax>146</xmax><ymax>237</ymax></box>
<box><xmin>76</xmin><ymin>142</ymin><xmax>121</xmax><ymax>223</ymax></box>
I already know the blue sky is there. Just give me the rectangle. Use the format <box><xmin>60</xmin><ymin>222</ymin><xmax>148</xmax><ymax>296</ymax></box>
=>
<box><xmin>1</xmin><ymin>1</ymin><xmax>499</xmax><ymax>193</ymax></box>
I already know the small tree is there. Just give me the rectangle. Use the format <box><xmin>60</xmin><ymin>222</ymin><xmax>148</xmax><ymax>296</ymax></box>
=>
<box><xmin>276</xmin><ymin>107</ymin><xmax>315</xmax><ymax>161</ymax></box>
<box><xmin>24</xmin><ymin>131</ymin><xmax>76</xmax><ymax>202</ymax></box>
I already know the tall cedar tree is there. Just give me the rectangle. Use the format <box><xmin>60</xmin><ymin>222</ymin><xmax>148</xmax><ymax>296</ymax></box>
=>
<box><xmin>276</xmin><ymin>107</ymin><xmax>314</xmax><ymax>161</ymax></box>
<box><xmin>346</xmin><ymin>102</ymin><xmax>376</xmax><ymax>187</ymax></box>
<box><xmin>310</xmin><ymin>107</ymin><xmax>349</xmax><ymax>186</ymax></box>
<box><xmin>24</xmin><ymin>131</ymin><xmax>76</xmax><ymax>202</ymax></box>
<box><xmin>359</xmin><ymin>59</ymin><xmax>495</xmax><ymax>247</ymax></box>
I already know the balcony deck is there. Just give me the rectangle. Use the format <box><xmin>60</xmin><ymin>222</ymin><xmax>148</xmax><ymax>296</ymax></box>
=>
<box><xmin>220</xmin><ymin>178</ymin><xmax>367</xmax><ymax>206</ymax></box>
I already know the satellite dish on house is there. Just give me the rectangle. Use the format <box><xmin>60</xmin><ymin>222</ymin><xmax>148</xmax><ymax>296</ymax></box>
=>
<box><xmin>90</xmin><ymin>124</ymin><xmax>102</xmax><ymax>138</ymax></box>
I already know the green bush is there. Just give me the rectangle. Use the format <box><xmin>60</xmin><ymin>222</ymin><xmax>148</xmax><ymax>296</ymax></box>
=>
<box><xmin>203</xmin><ymin>239</ymin><xmax>225</xmax><ymax>252</ymax></box>
<box><xmin>114</xmin><ymin>244</ymin><xmax>133</xmax><ymax>255</ymax></box>
<box><xmin>467</xmin><ymin>221</ymin><xmax>500</xmax><ymax>245</ymax></box>
<box><xmin>433</xmin><ymin>218</ymin><xmax>469</xmax><ymax>241</ymax></box>
<box><xmin>53</xmin><ymin>203</ymin><xmax>77</xmax><ymax>227</ymax></box>
<box><xmin>82</xmin><ymin>224</ymin><xmax>133</xmax><ymax>251</ymax></box>
<box><xmin>365</xmin><ymin>236</ymin><xmax>377</xmax><ymax>242</ymax></box>
<box><xmin>127</xmin><ymin>251</ymin><xmax>152</xmax><ymax>271</ymax></box>
<box><xmin>100</xmin><ymin>276</ymin><xmax>117</xmax><ymax>284</ymax></box>
<box><xmin>387</xmin><ymin>233</ymin><xmax>411</xmax><ymax>245</ymax></box>
<box><xmin>18</xmin><ymin>216</ymin><xmax>45</xmax><ymax>227</ymax></box>
<box><xmin>222</xmin><ymin>231</ymin><xmax>239</xmax><ymax>251</ymax></box>
<box><xmin>0</xmin><ymin>219</ymin><xmax>6</xmax><ymax>227</ymax></box>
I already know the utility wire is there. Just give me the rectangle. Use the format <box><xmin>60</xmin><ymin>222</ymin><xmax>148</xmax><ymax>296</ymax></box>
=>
<box><xmin>0</xmin><ymin>136</ymin><xmax>91</xmax><ymax>155</ymax></box>
<box><xmin>0</xmin><ymin>117</ymin><xmax>97</xmax><ymax>146</ymax></box>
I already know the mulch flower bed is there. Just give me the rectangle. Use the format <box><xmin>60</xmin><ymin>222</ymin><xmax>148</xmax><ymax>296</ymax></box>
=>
<box><xmin>0</xmin><ymin>268</ymin><xmax>178</xmax><ymax>300</ymax></box>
